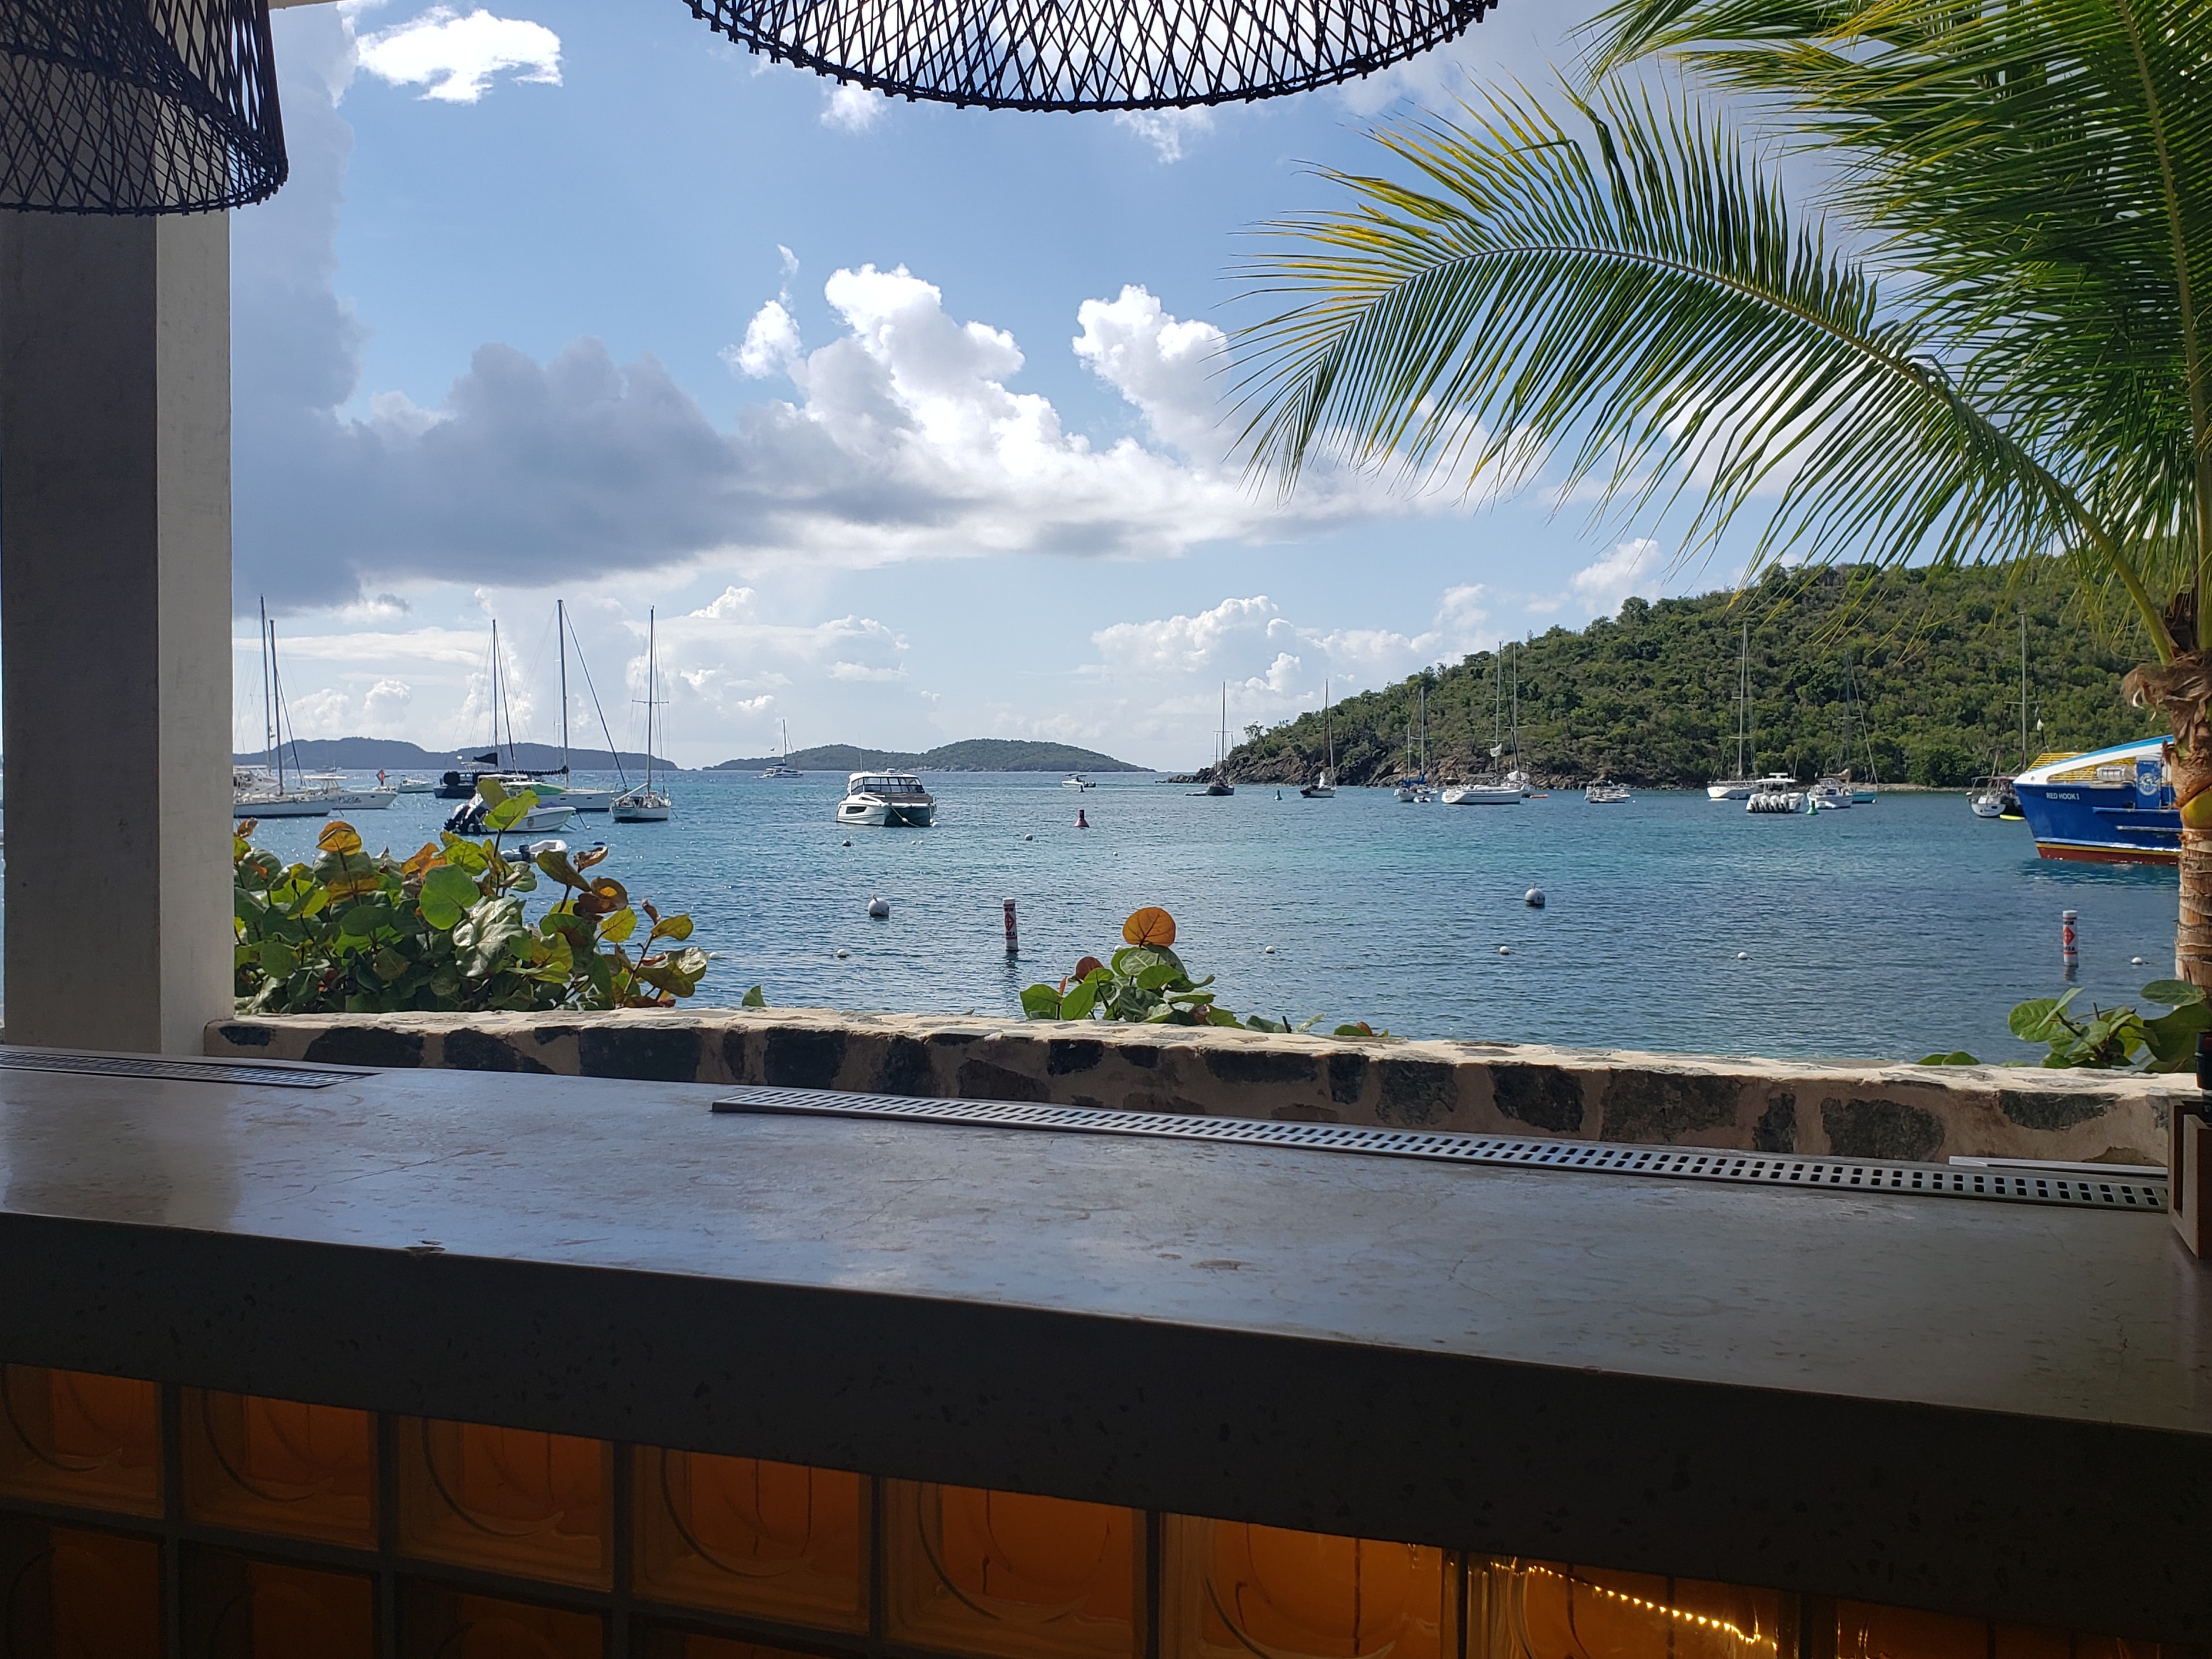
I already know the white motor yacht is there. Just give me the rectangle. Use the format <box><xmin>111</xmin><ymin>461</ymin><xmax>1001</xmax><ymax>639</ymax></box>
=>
<box><xmin>445</xmin><ymin>794</ymin><xmax>577</xmax><ymax>835</ymax></box>
<box><xmin>396</xmin><ymin>776</ymin><xmax>436</xmax><ymax>793</ymax></box>
<box><xmin>1585</xmin><ymin>781</ymin><xmax>1631</xmax><ymax>804</ymax></box>
<box><xmin>1747</xmin><ymin>785</ymin><xmax>1806</xmax><ymax>814</ymax></box>
<box><xmin>837</xmin><ymin>772</ymin><xmax>936</xmax><ymax>827</ymax></box>
<box><xmin>1062</xmin><ymin>774</ymin><xmax>1096</xmax><ymax>790</ymax></box>
<box><xmin>301</xmin><ymin>771</ymin><xmax>399</xmax><ymax>812</ymax></box>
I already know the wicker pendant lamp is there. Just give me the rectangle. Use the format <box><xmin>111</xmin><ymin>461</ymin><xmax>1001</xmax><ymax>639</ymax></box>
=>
<box><xmin>681</xmin><ymin>0</ymin><xmax>1497</xmax><ymax>111</ymax></box>
<box><xmin>0</xmin><ymin>0</ymin><xmax>285</xmax><ymax>213</ymax></box>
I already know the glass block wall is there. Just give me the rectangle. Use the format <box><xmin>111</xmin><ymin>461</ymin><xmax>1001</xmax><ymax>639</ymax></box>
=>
<box><xmin>0</xmin><ymin>1363</ymin><xmax>2179</xmax><ymax>1659</ymax></box>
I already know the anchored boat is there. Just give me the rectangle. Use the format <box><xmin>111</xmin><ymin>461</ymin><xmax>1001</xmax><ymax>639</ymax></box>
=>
<box><xmin>837</xmin><ymin>772</ymin><xmax>936</xmax><ymax>827</ymax></box>
<box><xmin>2013</xmin><ymin>738</ymin><xmax>2176</xmax><ymax>864</ymax></box>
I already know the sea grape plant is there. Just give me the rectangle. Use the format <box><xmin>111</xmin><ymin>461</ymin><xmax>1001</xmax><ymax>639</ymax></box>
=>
<box><xmin>1021</xmin><ymin>907</ymin><xmax>1387</xmax><ymax>1036</ymax></box>
<box><xmin>1920</xmin><ymin>980</ymin><xmax>2211</xmax><ymax>1071</ymax></box>
<box><xmin>234</xmin><ymin>786</ymin><xmax>710</xmax><ymax>1014</ymax></box>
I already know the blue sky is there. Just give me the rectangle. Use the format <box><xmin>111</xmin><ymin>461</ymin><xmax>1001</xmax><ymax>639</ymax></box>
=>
<box><xmin>233</xmin><ymin>0</ymin><xmax>1710</xmax><ymax>769</ymax></box>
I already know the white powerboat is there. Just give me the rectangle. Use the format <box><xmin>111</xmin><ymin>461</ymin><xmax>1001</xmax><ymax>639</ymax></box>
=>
<box><xmin>444</xmin><ymin>794</ymin><xmax>577</xmax><ymax>835</ymax></box>
<box><xmin>1747</xmin><ymin>785</ymin><xmax>1805</xmax><ymax>814</ymax></box>
<box><xmin>396</xmin><ymin>776</ymin><xmax>436</xmax><ymax>794</ymax></box>
<box><xmin>301</xmin><ymin>771</ymin><xmax>399</xmax><ymax>812</ymax></box>
<box><xmin>836</xmin><ymin>772</ymin><xmax>936</xmax><ymax>827</ymax></box>
<box><xmin>1585</xmin><ymin>781</ymin><xmax>1631</xmax><ymax>804</ymax></box>
<box><xmin>1806</xmin><ymin>777</ymin><xmax>1854</xmax><ymax>810</ymax></box>
<box><xmin>1063</xmin><ymin>774</ymin><xmax>1096</xmax><ymax>790</ymax></box>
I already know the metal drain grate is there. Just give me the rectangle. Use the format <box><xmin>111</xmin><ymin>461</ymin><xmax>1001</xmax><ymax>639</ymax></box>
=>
<box><xmin>712</xmin><ymin>1086</ymin><xmax>2169</xmax><ymax>1213</ymax></box>
<box><xmin>0</xmin><ymin>1051</ymin><xmax>365</xmax><ymax>1089</ymax></box>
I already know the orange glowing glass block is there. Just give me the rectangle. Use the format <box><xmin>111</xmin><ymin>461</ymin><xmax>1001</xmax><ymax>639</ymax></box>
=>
<box><xmin>1164</xmin><ymin>1516</ymin><xmax>1456</xmax><ymax>1659</ymax></box>
<box><xmin>183</xmin><ymin>1548</ymin><xmax>377</xmax><ymax>1659</ymax></box>
<box><xmin>399</xmin><ymin>1581</ymin><xmax>605</xmax><ymax>1659</ymax></box>
<box><xmin>1479</xmin><ymin>1560</ymin><xmax>1783</xmax><ymax>1659</ymax></box>
<box><xmin>0</xmin><ymin>1365</ymin><xmax>162</xmax><ymax>1516</ymax></box>
<box><xmin>182</xmin><ymin>1390</ymin><xmax>376</xmax><ymax>1548</ymax></box>
<box><xmin>1838</xmin><ymin>1603</ymin><xmax>1992</xmax><ymax>1659</ymax></box>
<box><xmin>633</xmin><ymin>1449</ymin><xmax>868</xmax><ymax>1628</ymax></box>
<box><xmin>0</xmin><ymin>1516</ymin><xmax>162</xmax><ymax>1657</ymax></box>
<box><xmin>633</xmin><ymin>1630</ymin><xmax>834</xmax><ymax>1659</ymax></box>
<box><xmin>396</xmin><ymin>1418</ymin><xmax>612</xmax><ymax>1589</ymax></box>
<box><xmin>884</xmin><ymin>1480</ymin><xmax>1141</xmax><ymax>1659</ymax></box>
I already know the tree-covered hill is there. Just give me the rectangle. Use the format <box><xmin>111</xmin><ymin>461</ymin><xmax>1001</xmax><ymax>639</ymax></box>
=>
<box><xmin>1223</xmin><ymin>561</ymin><xmax>2165</xmax><ymax>789</ymax></box>
<box><xmin>709</xmin><ymin>739</ymin><xmax>1148</xmax><ymax>772</ymax></box>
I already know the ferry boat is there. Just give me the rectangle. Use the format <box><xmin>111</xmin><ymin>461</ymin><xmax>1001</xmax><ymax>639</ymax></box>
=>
<box><xmin>2013</xmin><ymin>738</ymin><xmax>2177</xmax><ymax>864</ymax></box>
<box><xmin>837</xmin><ymin>772</ymin><xmax>936</xmax><ymax>827</ymax></box>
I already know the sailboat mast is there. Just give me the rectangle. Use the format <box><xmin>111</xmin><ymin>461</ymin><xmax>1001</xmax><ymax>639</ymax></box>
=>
<box><xmin>558</xmin><ymin>600</ymin><xmax>571</xmax><ymax>779</ymax></box>
<box><xmin>1737</xmin><ymin>625</ymin><xmax>1749</xmax><ymax>778</ymax></box>
<box><xmin>645</xmin><ymin>609</ymin><xmax>657</xmax><ymax>790</ymax></box>
<box><xmin>1511</xmin><ymin>643</ymin><xmax>1519</xmax><ymax>770</ymax></box>
<box><xmin>259</xmin><ymin>598</ymin><xmax>275</xmax><ymax>780</ymax></box>
<box><xmin>2018</xmin><ymin>605</ymin><xmax>2029</xmax><ymax>772</ymax></box>
<box><xmin>1324</xmin><ymin>679</ymin><xmax>1334</xmax><ymax>771</ymax></box>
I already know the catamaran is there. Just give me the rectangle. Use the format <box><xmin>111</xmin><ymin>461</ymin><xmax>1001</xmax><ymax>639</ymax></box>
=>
<box><xmin>762</xmin><ymin>721</ymin><xmax>803</xmax><ymax>779</ymax></box>
<box><xmin>836</xmin><ymin>772</ymin><xmax>937</xmax><ymax>827</ymax></box>
<box><xmin>612</xmin><ymin>609</ymin><xmax>673</xmax><ymax>823</ymax></box>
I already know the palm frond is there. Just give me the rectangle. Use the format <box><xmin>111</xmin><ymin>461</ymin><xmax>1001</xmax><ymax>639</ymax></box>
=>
<box><xmin>1234</xmin><ymin>84</ymin><xmax>2104</xmax><ymax>592</ymax></box>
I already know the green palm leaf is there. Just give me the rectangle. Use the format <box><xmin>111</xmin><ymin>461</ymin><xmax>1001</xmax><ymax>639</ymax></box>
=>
<box><xmin>1236</xmin><ymin>83</ymin><xmax>2137</xmax><ymax>615</ymax></box>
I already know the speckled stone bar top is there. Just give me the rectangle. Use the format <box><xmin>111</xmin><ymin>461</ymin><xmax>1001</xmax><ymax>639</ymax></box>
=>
<box><xmin>3</xmin><ymin>1058</ymin><xmax>2208</xmax><ymax>1637</ymax></box>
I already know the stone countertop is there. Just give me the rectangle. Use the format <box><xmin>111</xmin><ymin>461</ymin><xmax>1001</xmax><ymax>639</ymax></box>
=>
<box><xmin>3</xmin><ymin>1058</ymin><xmax>2207</xmax><ymax>1636</ymax></box>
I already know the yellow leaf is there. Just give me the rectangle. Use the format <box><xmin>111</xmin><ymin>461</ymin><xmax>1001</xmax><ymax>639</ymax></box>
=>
<box><xmin>1123</xmin><ymin>906</ymin><xmax>1176</xmax><ymax>946</ymax></box>
<box><xmin>317</xmin><ymin>821</ymin><xmax>363</xmax><ymax>857</ymax></box>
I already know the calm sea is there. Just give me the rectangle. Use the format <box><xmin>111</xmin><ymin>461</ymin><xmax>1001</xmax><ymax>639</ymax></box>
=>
<box><xmin>213</xmin><ymin>770</ymin><xmax>2185</xmax><ymax>1065</ymax></box>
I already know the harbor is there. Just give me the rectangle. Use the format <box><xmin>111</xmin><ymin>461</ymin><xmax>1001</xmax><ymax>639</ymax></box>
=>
<box><xmin>218</xmin><ymin>773</ymin><xmax>2177</xmax><ymax>1062</ymax></box>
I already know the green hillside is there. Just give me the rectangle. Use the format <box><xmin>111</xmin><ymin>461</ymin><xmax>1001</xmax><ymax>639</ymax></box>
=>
<box><xmin>710</xmin><ymin>738</ymin><xmax>1148</xmax><ymax>772</ymax></box>
<box><xmin>1223</xmin><ymin>561</ymin><xmax>2165</xmax><ymax>789</ymax></box>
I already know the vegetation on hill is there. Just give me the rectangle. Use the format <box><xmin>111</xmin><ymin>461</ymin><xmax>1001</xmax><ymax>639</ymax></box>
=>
<box><xmin>1222</xmin><ymin>562</ymin><xmax>2163</xmax><ymax>789</ymax></box>
<box><xmin>709</xmin><ymin>739</ymin><xmax>1147</xmax><ymax>773</ymax></box>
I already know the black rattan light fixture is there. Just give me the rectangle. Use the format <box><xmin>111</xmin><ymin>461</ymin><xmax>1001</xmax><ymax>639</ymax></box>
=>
<box><xmin>0</xmin><ymin>0</ymin><xmax>285</xmax><ymax>213</ymax></box>
<box><xmin>683</xmin><ymin>0</ymin><xmax>1496</xmax><ymax>111</ymax></box>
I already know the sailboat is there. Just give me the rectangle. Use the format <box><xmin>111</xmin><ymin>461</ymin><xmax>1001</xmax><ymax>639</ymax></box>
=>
<box><xmin>1300</xmin><ymin>681</ymin><xmax>1336</xmax><ymax>797</ymax></box>
<box><xmin>1199</xmin><ymin>682</ymin><xmax>1235</xmax><ymax>796</ymax></box>
<box><xmin>612</xmin><ymin>609</ymin><xmax>673</xmax><ymax>822</ymax></box>
<box><xmin>545</xmin><ymin>601</ymin><xmax>616</xmax><ymax>812</ymax></box>
<box><xmin>1707</xmin><ymin>626</ymin><xmax>1766</xmax><ymax>799</ymax></box>
<box><xmin>761</xmin><ymin>721</ymin><xmax>803</xmax><ymax>779</ymax></box>
<box><xmin>234</xmin><ymin>601</ymin><xmax>332</xmax><ymax>819</ymax></box>
<box><xmin>445</xmin><ymin>619</ymin><xmax>574</xmax><ymax>833</ymax></box>
<box><xmin>1969</xmin><ymin>609</ymin><xmax>2030</xmax><ymax>820</ymax></box>
<box><xmin>1445</xmin><ymin>646</ymin><xmax>1520</xmax><ymax>804</ymax></box>
<box><xmin>1395</xmin><ymin>686</ymin><xmax>1436</xmax><ymax>801</ymax></box>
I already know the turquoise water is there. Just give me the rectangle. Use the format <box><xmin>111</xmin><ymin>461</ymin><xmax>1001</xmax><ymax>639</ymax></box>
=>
<box><xmin>229</xmin><ymin>772</ymin><xmax>2185</xmax><ymax>1063</ymax></box>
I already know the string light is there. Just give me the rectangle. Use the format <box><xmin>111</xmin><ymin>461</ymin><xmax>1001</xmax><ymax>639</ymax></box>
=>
<box><xmin>1515</xmin><ymin>1563</ymin><xmax>1781</xmax><ymax>1652</ymax></box>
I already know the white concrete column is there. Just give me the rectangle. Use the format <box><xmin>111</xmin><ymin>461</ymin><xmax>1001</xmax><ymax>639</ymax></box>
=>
<box><xmin>0</xmin><ymin>213</ymin><xmax>234</xmax><ymax>1055</ymax></box>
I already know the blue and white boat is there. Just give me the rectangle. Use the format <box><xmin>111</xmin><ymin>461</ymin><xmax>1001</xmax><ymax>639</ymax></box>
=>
<box><xmin>2013</xmin><ymin>738</ymin><xmax>2177</xmax><ymax>864</ymax></box>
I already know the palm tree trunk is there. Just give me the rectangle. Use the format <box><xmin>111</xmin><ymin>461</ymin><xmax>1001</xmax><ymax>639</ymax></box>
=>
<box><xmin>2182</xmin><ymin>824</ymin><xmax>2212</xmax><ymax>984</ymax></box>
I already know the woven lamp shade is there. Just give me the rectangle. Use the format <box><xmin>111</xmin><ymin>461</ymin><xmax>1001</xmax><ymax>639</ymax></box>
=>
<box><xmin>0</xmin><ymin>0</ymin><xmax>285</xmax><ymax>213</ymax></box>
<box><xmin>681</xmin><ymin>0</ymin><xmax>1497</xmax><ymax>111</ymax></box>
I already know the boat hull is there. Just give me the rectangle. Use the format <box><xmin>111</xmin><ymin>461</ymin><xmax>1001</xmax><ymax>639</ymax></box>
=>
<box><xmin>836</xmin><ymin>800</ymin><xmax>934</xmax><ymax>827</ymax></box>
<box><xmin>1706</xmin><ymin>782</ymin><xmax>1753</xmax><ymax>800</ymax></box>
<box><xmin>1444</xmin><ymin>786</ymin><xmax>1521</xmax><ymax>805</ymax></box>
<box><xmin>233</xmin><ymin>796</ymin><xmax>329</xmax><ymax>819</ymax></box>
<box><xmin>2014</xmin><ymin>739</ymin><xmax>2179</xmax><ymax>865</ymax></box>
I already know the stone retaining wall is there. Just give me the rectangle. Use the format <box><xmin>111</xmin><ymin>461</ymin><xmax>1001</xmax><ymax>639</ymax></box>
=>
<box><xmin>206</xmin><ymin>1009</ymin><xmax>2186</xmax><ymax>1165</ymax></box>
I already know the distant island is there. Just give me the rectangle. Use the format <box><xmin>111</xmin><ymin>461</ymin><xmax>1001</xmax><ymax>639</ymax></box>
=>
<box><xmin>235</xmin><ymin>737</ymin><xmax>673</xmax><ymax>773</ymax></box>
<box><xmin>709</xmin><ymin>738</ymin><xmax>1149</xmax><ymax>773</ymax></box>
<box><xmin>1220</xmin><ymin>558</ymin><xmax>2164</xmax><ymax>790</ymax></box>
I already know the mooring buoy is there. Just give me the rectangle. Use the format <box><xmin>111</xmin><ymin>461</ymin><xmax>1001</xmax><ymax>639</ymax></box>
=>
<box><xmin>868</xmin><ymin>897</ymin><xmax>890</xmax><ymax>919</ymax></box>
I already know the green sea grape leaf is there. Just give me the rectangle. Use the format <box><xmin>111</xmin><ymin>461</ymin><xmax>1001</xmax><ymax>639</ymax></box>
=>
<box><xmin>1020</xmin><ymin>984</ymin><xmax>1063</xmax><ymax>1019</ymax></box>
<box><xmin>741</xmin><ymin>984</ymin><xmax>766</xmax><ymax>1007</ymax></box>
<box><xmin>1061</xmin><ymin>978</ymin><xmax>1099</xmax><ymax>1021</ymax></box>
<box><xmin>2143</xmin><ymin>979</ymin><xmax>2205</xmax><ymax>1007</ymax></box>
<box><xmin>1916</xmin><ymin>1051</ymin><xmax>1980</xmax><ymax>1066</ymax></box>
<box><xmin>417</xmin><ymin>865</ymin><xmax>480</xmax><ymax>931</ymax></box>
<box><xmin>599</xmin><ymin>907</ymin><xmax>638</xmax><ymax>945</ymax></box>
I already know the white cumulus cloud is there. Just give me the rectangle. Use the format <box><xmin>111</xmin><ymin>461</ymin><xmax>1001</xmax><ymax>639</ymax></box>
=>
<box><xmin>1112</xmin><ymin>108</ymin><xmax>1213</xmax><ymax>161</ymax></box>
<box><xmin>355</xmin><ymin>6</ymin><xmax>560</xmax><ymax>103</ymax></box>
<box><xmin>1072</xmin><ymin>285</ymin><xmax>1226</xmax><ymax>458</ymax></box>
<box><xmin>821</xmin><ymin>82</ymin><xmax>885</xmax><ymax>132</ymax></box>
<box><xmin>1566</xmin><ymin>537</ymin><xmax>1666</xmax><ymax>613</ymax></box>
